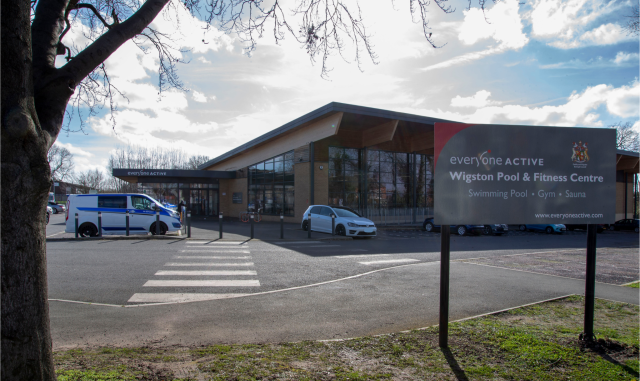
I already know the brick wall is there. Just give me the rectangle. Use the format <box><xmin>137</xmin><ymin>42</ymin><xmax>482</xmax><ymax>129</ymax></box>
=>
<box><xmin>219</xmin><ymin>178</ymin><xmax>247</xmax><ymax>220</ymax></box>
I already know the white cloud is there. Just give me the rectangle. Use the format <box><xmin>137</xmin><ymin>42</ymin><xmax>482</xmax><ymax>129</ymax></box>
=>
<box><xmin>192</xmin><ymin>91</ymin><xmax>207</xmax><ymax>103</ymax></box>
<box><xmin>459</xmin><ymin>0</ymin><xmax>528</xmax><ymax>50</ymax></box>
<box><xmin>540</xmin><ymin>52</ymin><xmax>640</xmax><ymax>69</ymax></box>
<box><xmin>451</xmin><ymin>90</ymin><xmax>502</xmax><ymax>108</ymax></box>
<box><xmin>550</xmin><ymin>23</ymin><xmax>635</xmax><ymax>49</ymax></box>
<box><xmin>421</xmin><ymin>46</ymin><xmax>503</xmax><ymax>71</ymax></box>
<box><xmin>613</xmin><ymin>51</ymin><xmax>640</xmax><ymax>64</ymax></box>
<box><xmin>53</xmin><ymin>141</ymin><xmax>94</xmax><ymax>157</ymax></box>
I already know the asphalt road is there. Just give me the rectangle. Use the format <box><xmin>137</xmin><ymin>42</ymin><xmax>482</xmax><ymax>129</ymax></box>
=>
<box><xmin>45</xmin><ymin>213</ymin><xmax>639</xmax><ymax>349</ymax></box>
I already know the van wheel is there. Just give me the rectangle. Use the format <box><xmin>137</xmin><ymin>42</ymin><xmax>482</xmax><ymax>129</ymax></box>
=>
<box><xmin>79</xmin><ymin>223</ymin><xmax>98</xmax><ymax>237</ymax></box>
<box><xmin>150</xmin><ymin>222</ymin><xmax>168</xmax><ymax>235</ymax></box>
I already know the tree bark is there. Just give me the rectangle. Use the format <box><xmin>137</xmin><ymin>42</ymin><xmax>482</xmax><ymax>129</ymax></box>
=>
<box><xmin>2</xmin><ymin>0</ymin><xmax>57</xmax><ymax>379</ymax></box>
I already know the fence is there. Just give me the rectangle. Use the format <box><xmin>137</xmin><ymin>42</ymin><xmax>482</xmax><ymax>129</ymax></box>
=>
<box><xmin>358</xmin><ymin>207</ymin><xmax>433</xmax><ymax>226</ymax></box>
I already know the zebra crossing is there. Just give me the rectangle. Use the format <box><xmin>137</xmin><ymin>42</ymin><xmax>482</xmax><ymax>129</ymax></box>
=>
<box><xmin>128</xmin><ymin>241</ymin><xmax>259</xmax><ymax>304</ymax></box>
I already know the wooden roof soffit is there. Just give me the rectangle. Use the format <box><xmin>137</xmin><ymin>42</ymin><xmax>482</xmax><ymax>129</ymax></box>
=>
<box><xmin>410</xmin><ymin>131</ymin><xmax>435</xmax><ymax>152</ymax></box>
<box><xmin>616</xmin><ymin>156</ymin><xmax>639</xmax><ymax>172</ymax></box>
<box><xmin>362</xmin><ymin>120</ymin><xmax>398</xmax><ymax>147</ymax></box>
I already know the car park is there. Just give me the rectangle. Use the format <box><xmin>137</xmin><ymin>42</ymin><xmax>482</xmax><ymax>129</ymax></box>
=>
<box><xmin>518</xmin><ymin>224</ymin><xmax>566</xmax><ymax>234</ymax></box>
<box><xmin>564</xmin><ymin>224</ymin><xmax>606</xmax><ymax>233</ymax></box>
<box><xmin>48</xmin><ymin>201</ymin><xmax>65</xmax><ymax>214</ymax></box>
<box><xmin>607</xmin><ymin>219</ymin><xmax>639</xmax><ymax>233</ymax></box>
<box><xmin>422</xmin><ymin>218</ymin><xmax>486</xmax><ymax>236</ymax></box>
<box><xmin>302</xmin><ymin>205</ymin><xmax>376</xmax><ymax>237</ymax></box>
<box><xmin>65</xmin><ymin>193</ymin><xmax>182</xmax><ymax>237</ymax></box>
<box><xmin>484</xmin><ymin>224</ymin><xmax>508</xmax><ymax>236</ymax></box>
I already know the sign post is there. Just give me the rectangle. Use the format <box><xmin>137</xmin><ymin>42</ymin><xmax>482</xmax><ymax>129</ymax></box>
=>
<box><xmin>434</xmin><ymin>123</ymin><xmax>615</xmax><ymax>346</ymax></box>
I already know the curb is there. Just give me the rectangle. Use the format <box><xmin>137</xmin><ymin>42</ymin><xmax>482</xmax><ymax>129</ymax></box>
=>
<box><xmin>46</xmin><ymin>236</ymin><xmax>353</xmax><ymax>242</ymax></box>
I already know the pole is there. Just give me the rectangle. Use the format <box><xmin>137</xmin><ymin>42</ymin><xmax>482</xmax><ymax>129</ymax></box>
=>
<box><xmin>219</xmin><ymin>212</ymin><xmax>223</xmax><ymax>239</ymax></box>
<box><xmin>310</xmin><ymin>141</ymin><xmax>315</xmax><ymax>205</ymax></box>
<box><xmin>74</xmin><ymin>213</ymin><xmax>79</xmax><ymax>238</ymax></box>
<box><xmin>98</xmin><ymin>212</ymin><xmax>102</xmax><ymax>237</ymax></box>
<box><xmin>582</xmin><ymin>224</ymin><xmax>598</xmax><ymax>342</ymax></box>
<box><xmin>332</xmin><ymin>214</ymin><xmax>335</xmax><ymax>236</ymax></box>
<box><xmin>307</xmin><ymin>214</ymin><xmax>311</xmax><ymax>239</ymax></box>
<box><xmin>126</xmin><ymin>211</ymin><xmax>130</xmax><ymax>236</ymax></box>
<box><xmin>280</xmin><ymin>213</ymin><xmax>284</xmax><ymax>239</ymax></box>
<box><xmin>187</xmin><ymin>210</ymin><xmax>191</xmax><ymax>238</ymax></box>
<box><xmin>250</xmin><ymin>212</ymin><xmax>254</xmax><ymax>239</ymax></box>
<box><xmin>155</xmin><ymin>209</ymin><xmax>160</xmax><ymax>235</ymax></box>
<box><xmin>439</xmin><ymin>226</ymin><xmax>451</xmax><ymax>347</ymax></box>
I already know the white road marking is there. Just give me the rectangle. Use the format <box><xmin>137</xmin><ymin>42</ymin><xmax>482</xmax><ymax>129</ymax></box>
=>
<box><xmin>292</xmin><ymin>245</ymin><xmax>341</xmax><ymax>248</ymax></box>
<box><xmin>165</xmin><ymin>262</ymin><xmax>254</xmax><ymax>267</ymax></box>
<box><xmin>180</xmin><ymin>249</ymin><xmax>250</xmax><ymax>253</ymax></box>
<box><xmin>173</xmin><ymin>256</ymin><xmax>251</xmax><ymax>259</ymax></box>
<box><xmin>334</xmin><ymin>254</ymin><xmax>389</xmax><ymax>258</ymax></box>
<box><xmin>46</xmin><ymin>231</ymin><xmax>66</xmax><ymax>238</ymax></box>
<box><xmin>276</xmin><ymin>241</ymin><xmax>327</xmax><ymax>245</ymax></box>
<box><xmin>143</xmin><ymin>280</ymin><xmax>260</xmax><ymax>287</ymax></box>
<box><xmin>359</xmin><ymin>259</ymin><xmax>419</xmax><ymax>265</ymax></box>
<box><xmin>128</xmin><ymin>293</ymin><xmax>249</xmax><ymax>303</ymax></box>
<box><xmin>155</xmin><ymin>270</ymin><xmax>257</xmax><ymax>276</ymax></box>
<box><xmin>186</xmin><ymin>242</ymin><xmax>249</xmax><ymax>246</ymax></box>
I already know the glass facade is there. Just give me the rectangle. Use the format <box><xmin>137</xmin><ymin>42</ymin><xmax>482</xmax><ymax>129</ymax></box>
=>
<box><xmin>328</xmin><ymin>146</ymin><xmax>433</xmax><ymax>211</ymax></box>
<box><xmin>248</xmin><ymin>151</ymin><xmax>295</xmax><ymax>216</ymax></box>
<box><xmin>139</xmin><ymin>182</ymin><xmax>219</xmax><ymax>216</ymax></box>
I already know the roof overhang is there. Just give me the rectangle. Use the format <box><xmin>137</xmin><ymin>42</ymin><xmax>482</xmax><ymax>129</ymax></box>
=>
<box><xmin>112</xmin><ymin>169</ymin><xmax>236</xmax><ymax>184</ymax></box>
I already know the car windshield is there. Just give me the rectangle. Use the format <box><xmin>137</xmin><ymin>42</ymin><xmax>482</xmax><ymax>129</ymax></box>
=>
<box><xmin>333</xmin><ymin>208</ymin><xmax>361</xmax><ymax>218</ymax></box>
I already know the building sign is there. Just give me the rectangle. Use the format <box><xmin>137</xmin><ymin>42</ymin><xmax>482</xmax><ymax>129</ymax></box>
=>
<box><xmin>434</xmin><ymin>123</ymin><xmax>615</xmax><ymax>224</ymax></box>
<box><xmin>232</xmin><ymin>192</ymin><xmax>243</xmax><ymax>204</ymax></box>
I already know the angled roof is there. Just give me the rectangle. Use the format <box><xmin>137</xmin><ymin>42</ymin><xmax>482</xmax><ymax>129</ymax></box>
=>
<box><xmin>198</xmin><ymin>102</ymin><xmax>454</xmax><ymax>170</ymax></box>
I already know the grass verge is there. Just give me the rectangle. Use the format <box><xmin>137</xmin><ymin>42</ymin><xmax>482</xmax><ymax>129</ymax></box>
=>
<box><xmin>54</xmin><ymin>295</ymin><xmax>639</xmax><ymax>380</ymax></box>
<box><xmin>625</xmin><ymin>281</ymin><xmax>639</xmax><ymax>288</ymax></box>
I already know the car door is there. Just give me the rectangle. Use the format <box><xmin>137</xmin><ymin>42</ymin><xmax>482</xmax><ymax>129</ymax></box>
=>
<box><xmin>308</xmin><ymin>206</ymin><xmax>324</xmax><ymax>232</ymax></box>
<box><xmin>317</xmin><ymin>207</ymin><xmax>334</xmax><ymax>233</ymax></box>
<box><xmin>97</xmin><ymin>195</ymin><xmax>127</xmax><ymax>234</ymax></box>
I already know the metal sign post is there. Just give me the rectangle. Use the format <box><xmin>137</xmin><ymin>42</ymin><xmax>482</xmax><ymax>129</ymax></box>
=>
<box><xmin>155</xmin><ymin>210</ymin><xmax>160</xmax><ymax>235</ymax></box>
<box><xmin>280</xmin><ymin>213</ymin><xmax>284</xmax><ymax>239</ymax></box>
<box><xmin>98</xmin><ymin>212</ymin><xmax>102</xmax><ymax>238</ymax></box>
<box><xmin>219</xmin><ymin>212</ymin><xmax>223</xmax><ymax>239</ymax></box>
<box><xmin>126</xmin><ymin>211</ymin><xmax>130</xmax><ymax>236</ymax></box>
<box><xmin>582</xmin><ymin>224</ymin><xmax>598</xmax><ymax>341</ymax></box>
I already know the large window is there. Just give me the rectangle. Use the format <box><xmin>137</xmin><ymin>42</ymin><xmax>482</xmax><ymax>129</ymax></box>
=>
<box><xmin>248</xmin><ymin>151</ymin><xmax>294</xmax><ymax>216</ymax></box>
<box><xmin>328</xmin><ymin>146</ymin><xmax>433</xmax><ymax>211</ymax></box>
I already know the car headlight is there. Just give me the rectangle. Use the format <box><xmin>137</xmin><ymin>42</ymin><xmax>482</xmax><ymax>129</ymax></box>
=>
<box><xmin>347</xmin><ymin>222</ymin><xmax>357</xmax><ymax>227</ymax></box>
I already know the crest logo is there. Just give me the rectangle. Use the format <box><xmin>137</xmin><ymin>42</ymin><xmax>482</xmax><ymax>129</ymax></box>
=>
<box><xmin>571</xmin><ymin>141</ymin><xmax>589</xmax><ymax>168</ymax></box>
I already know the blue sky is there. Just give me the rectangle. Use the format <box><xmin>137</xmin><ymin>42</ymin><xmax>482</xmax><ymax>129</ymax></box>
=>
<box><xmin>55</xmin><ymin>0</ymin><xmax>639</xmax><ymax>174</ymax></box>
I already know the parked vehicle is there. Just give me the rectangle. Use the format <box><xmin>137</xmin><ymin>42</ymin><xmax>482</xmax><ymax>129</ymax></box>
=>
<box><xmin>564</xmin><ymin>224</ymin><xmax>606</xmax><ymax>233</ymax></box>
<box><xmin>607</xmin><ymin>219</ymin><xmax>639</xmax><ymax>233</ymax></box>
<box><xmin>46</xmin><ymin>206</ymin><xmax>52</xmax><ymax>225</ymax></box>
<box><xmin>422</xmin><ymin>218</ymin><xmax>486</xmax><ymax>236</ymax></box>
<box><xmin>484</xmin><ymin>224</ymin><xmax>508</xmax><ymax>236</ymax></box>
<box><xmin>518</xmin><ymin>224</ymin><xmax>566</xmax><ymax>234</ymax></box>
<box><xmin>48</xmin><ymin>201</ymin><xmax>65</xmax><ymax>214</ymax></box>
<box><xmin>65</xmin><ymin>194</ymin><xmax>182</xmax><ymax>237</ymax></box>
<box><xmin>302</xmin><ymin>205</ymin><xmax>376</xmax><ymax>237</ymax></box>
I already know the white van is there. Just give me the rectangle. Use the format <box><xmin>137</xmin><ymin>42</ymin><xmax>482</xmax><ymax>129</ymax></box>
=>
<box><xmin>65</xmin><ymin>194</ymin><xmax>182</xmax><ymax>237</ymax></box>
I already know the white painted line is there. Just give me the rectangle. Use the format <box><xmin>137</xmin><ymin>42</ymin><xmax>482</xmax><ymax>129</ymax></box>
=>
<box><xmin>359</xmin><ymin>259</ymin><xmax>419</xmax><ymax>265</ymax></box>
<box><xmin>173</xmin><ymin>256</ymin><xmax>251</xmax><ymax>259</ymax></box>
<box><xmin>186</xmin><ymin>242</ymin><xmax>249</xmax><ymax>246</ymax></box>
<box><xmin>180</xmin><ymin>250</ymin><xmax>251</xmax><ymax>253</ymax></box>
<box><xmin>165</xmin><ymin>262</ymin><xmax>254</xmax><ymax>267</ymax></box>
<box><xmin>143</xmin><ymin>280</ymin><xmax>260</xmax><ymax>287</ymax></box>
<box><xmin>293</xmin><ymin>245</ymin><xmax>341</xmax><ymax>248</ymax></box>
<box><xmin>334</xmin><ymin>254</ymin><xmax>389</xmax><ymax>258</ymax></box>
<box><xmin>46</xmin><ymin>231</ymin><xmax>66</xmax><ymax>238</ymax></box>
<box><xmin>155</xmin><ymin>270</ymin><xmax>257</xmax><ymax>276</ymax></box>
<box><xmin>276</xmin><ymin>241</ymin><xmax>326</xmax><ymax>245</ymax></box>
<box><xmin>128</xmin><ymin>293</ymin><xmax>249</xmax><ymax>303</ymax></box>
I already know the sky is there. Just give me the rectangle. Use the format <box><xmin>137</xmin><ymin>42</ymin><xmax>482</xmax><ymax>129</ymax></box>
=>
<box><xmin>54</xmin><ymin>0</ymin><xmax>640</xmax><ymax>176</ymax></box>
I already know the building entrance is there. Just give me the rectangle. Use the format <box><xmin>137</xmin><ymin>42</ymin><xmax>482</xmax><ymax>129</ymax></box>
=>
<box><xmin>186</xmin><ymin>188</ymin><xmax>218</xmax><ymax>217</ymax></box>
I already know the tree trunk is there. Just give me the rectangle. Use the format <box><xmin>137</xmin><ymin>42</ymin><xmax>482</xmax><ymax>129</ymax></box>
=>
<box><xmin>2</xmin><ymin>0</ymin><xmax>57</xmax><ymax>379</ymax></box>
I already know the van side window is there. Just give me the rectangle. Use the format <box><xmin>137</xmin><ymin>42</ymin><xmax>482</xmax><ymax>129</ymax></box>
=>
<box><xmin>98</xmin><ymin>196</ymin><xmax>127</xmax><ymax>208</ymax></box>
<box><xmin>131</xmin><ymin>196</ymin><xmax>154</xmax><ymax>210</ymax></box>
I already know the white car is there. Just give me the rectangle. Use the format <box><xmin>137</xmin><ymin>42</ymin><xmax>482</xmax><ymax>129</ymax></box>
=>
<box><xmin>46</xmin><ymin>206</ymin><xmax>52</xmax><ymax>225</ymax></box>
<box><xmin>302</xmin><ymin>205</ymin><xmax>376</xmax><ymax>237</ymax></box>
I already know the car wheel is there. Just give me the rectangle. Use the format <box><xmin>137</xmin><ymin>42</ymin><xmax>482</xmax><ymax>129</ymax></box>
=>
<box><xmin>52</xmin><ymin>208</ymin><xmax>58</xmax><ymax>214</ymax></box>
<box><xmin>150</xmin><ymin>222</ymin><xmax>167</xmax><ymax>235</ymax></box>
<box><xmin>519</xmin><ymin>225</ymin><xmax>527</xmax><ymax>232</ymax></box>
<box><xmin>635</xmin><ymin>227</ymin><xmax>639</xmax><ymax>233</ymax></box>
<box><xmin>425</xmin><ymin>222</ymin><xmax>435</xmax><ymax>232</ymax></box>
<box><xmin>335</xmin><ymin>224</ymin><xmax>346</xmax><ymax>236</ymax></box>
<box><xmin>302</xmin><ymin>220</ymin><xmax>309</xmax><ymax>231</ymax></box>
<box><xmin>79</xmin><ymin>223</ymin><xmax>98</xmax><ymax>237</ymax></box>
<box><xmin>610</xmin><ymin>225</ymin><xmax>616</xmax><ymax>231</ymax></box>
<box><xmin>545</xmin><ymin>226</ymin><xmax>554</xmax><ymax>234</ymax></box>
<box><xmin>46</xmin><ymin>213</ymin><xmax>50</xmax><ymax>225</ymax></box>
<box><xmin>457</xmin><ymin>225</ymin><xmax>467</xmax><ymax>236</ymax></box>
<box><xmin>483</xmin><ymin>225</ymin><xmax>492</xmax><ymax>235</ymax></box>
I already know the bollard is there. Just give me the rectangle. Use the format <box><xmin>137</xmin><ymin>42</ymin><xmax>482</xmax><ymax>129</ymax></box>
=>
<box><xmin>75</xmin><ymin>213</ymin><xmax>79</xmax><ymax>238</ymax></box>
<box><xmin>250</xmin><ymin>213</ymin><xmax>254</xmax><ymax>239</ymax></box>
<box><xmin>331</xmin><ymin>214</ymin><xmax>336</xmax><ymax>236</ymax></box>
<box><xmin>219</xmin><ymin>212</ymin><xmax>223</xmax><ymax>239</ymax></box>
<box><xmin>307</xmin><ymin>215</ymin><xmax>311</xmax><ymax>239</ymax></box>
<box><xmin>187</xmin><ymin>210</ymin><xmax>191</xmax><ymax>238</ymax></box>
<box><xmin>156</xmin><ymin>209</ymin><xmax>160</xmax><ymax>235</ymax></box>
<box><xmin>280</xmin><ymin>213</ymin><xmax>284</xmax><ymax>239</ymax></box>
<box><xmin>98</xmin><ymin>212</ymin><xmax>102</xmax><ymax>237</ymax></box>
<box><xmin>126</xmin><ymin>211</ymin><xmax>130</xmax><ymax>236</ymax></box>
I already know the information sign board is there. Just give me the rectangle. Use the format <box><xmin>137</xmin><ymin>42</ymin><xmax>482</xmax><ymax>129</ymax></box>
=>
<box><xmin>232</xmin><ymin>192</ymin><xmax>243</xmax><ymax>204</ymax></box>
<box><xmin>434</xmin><ymin>123</ymin><xmax>615</xmax><ymax>224</ymax></box>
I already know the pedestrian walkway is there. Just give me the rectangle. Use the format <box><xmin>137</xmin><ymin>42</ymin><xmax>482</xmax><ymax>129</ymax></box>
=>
<box><xmin>128</xmin><ymin>241</ymin><xmax>259</xmax><ymax>303</ymax></box>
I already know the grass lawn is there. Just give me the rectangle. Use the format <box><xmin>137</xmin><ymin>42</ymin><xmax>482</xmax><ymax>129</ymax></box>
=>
<box><xmin>54</xmin><ymin>295</ymin><xmax>639</xmax><ymax>380</ymax></box>
<box><xmin>625</xmin><ymin>281</ymin><xmax>639</xmax><ymax>289</ymax></box>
